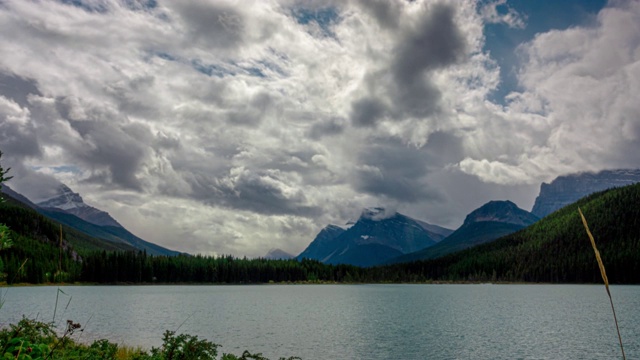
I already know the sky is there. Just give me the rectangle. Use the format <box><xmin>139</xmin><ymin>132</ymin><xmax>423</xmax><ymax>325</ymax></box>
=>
<box><xmin>1</xmin><ymin>0</ymin><xmax>639</xmax><ymax>257</ymax></box>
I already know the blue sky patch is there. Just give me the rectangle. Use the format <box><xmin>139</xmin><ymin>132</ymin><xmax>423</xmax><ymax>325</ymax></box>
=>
<box><xmin>482</xmin><ymin>0</ymin><xmax>607</xmax><ymax>104</ymax></box>
<box><xmin>292</xmin><ymin>6</ymin><xmax>340</xmax><ymax>38</ymax></box>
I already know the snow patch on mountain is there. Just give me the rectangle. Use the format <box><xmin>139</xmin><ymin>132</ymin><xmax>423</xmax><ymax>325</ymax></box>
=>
<box><xmin>37</xmin><ymin>184</ymin><xmax>85</xmax><ymax>210</ymax></box>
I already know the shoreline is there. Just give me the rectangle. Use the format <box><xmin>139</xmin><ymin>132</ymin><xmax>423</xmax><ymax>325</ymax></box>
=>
<box><xmin>1</xmin><ymin>280</ymin><xmax>622</xmax><ymax>287</ymax></box>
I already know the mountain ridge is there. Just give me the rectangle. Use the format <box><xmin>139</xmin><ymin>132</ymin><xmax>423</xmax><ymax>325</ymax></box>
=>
<box><xmin>297</xmin><ymin>208</ymin><xmax>452</xmax><ymax>267</ymax></box>
<box><xmin>3</xmin><ymin>184</ymin><xmax>180</xmax><ymax>256</ymax></box>
<box><xmin>264</xmin><ymin>248</ymin><xmax>294</xmax><ymax>260</ymax></box>
<box><xmin>531</xmin><ymin>169</ymin><xmax>640</xmax><ymax>218</ymax></box>
<box><xmin>387</xmin><ymin>182</ymin><xmax>640</xmax><ymax>283</ymax></box>
<box><xmin>37</xmin><ymin>184</ymin><xmax>123</xmax><ymax>228</ymax></box>
<box><xmin>389</xmin><ymin>200</ymin><xmax>538</xmax><ymax>264</ymax></box>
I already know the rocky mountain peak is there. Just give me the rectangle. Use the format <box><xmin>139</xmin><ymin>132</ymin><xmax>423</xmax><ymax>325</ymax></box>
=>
<box><xmin>38</xmin><ymin>184</ymin><xmax>86</xmax><ymax>210</ymax></box>
<box><xmin>37</xmin><ymin>183</ymin><xmax>122</xmax><ymax>228</ymax></box>
<box><xmin>359</xmin><ymin>207</ymin><xmax>397</xmax><ymax>221</ymax></box>
<box><xmin>531</xmin><ymin>169</ymin><xmax>640</xmax><ymax>218</ymax></box>
<box><xmin>264</xmin><ymin>248</ymin><xmax>294</xmax><ymax>260</ymax></box>
<box><xmin>463</xmin><ymin>200</ymin><xmax>539</xmax><ymax>227</ymax></box>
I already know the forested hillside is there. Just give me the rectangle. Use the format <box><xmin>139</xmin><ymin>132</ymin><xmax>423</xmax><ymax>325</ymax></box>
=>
<box><xmin>379</xmin><ymin>183</ymin><xmax>640</xmax><ymax>283</ymax></box>
<box><xmin>0</xmin><ymin>202</ymin><xmax>81</xmax><ymax>283</ymax></box>
<box><xmin>2</xmin><ymin>182</ymin><xmax>640</xmax><ymax>285</ymax></box>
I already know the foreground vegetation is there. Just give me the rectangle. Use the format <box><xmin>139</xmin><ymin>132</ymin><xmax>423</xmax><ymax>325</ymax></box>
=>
<box><xmin>0</xmin><ymin>317</ymin><xmax>299</xmax><ymax>360</ymax></box>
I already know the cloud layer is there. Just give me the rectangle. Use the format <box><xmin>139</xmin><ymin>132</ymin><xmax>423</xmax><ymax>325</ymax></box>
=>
<box><xmin>1</xmin><ymin>0</ymin><xmax>638</xmax><ymax>257</ymax></box>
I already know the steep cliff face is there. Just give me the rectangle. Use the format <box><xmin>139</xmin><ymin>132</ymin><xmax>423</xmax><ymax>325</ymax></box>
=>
<box><xmin>463</xmin><ymin>200</ymin><xmax>539</xmax><ymax>227</ymax></box>
<box><xmin>37</xmin><ymin>184</ymin><xmax>123</xmax><ymax>228</ymax></box>
<box><xmin>531</xmin><ymin>169</ymin><xmax>640</xmax><ymax>218</ymax></box>
<box><xmin>296</xmin><ymin>224</ymin><xmax>346</xmax><ymax>262</ymax></box>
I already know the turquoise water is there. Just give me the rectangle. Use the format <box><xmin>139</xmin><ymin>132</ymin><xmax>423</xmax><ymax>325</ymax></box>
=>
<box><xmin>1</xmin><ymin>284</ymin><xmax>638</xmax><ymax>359</ymax></box>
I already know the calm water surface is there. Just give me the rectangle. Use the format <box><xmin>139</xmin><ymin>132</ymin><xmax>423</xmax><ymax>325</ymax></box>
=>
<box><xmin>1</xmin><ymin>284</ymin><xmax>638</xmax><ymax>359</ymax></box>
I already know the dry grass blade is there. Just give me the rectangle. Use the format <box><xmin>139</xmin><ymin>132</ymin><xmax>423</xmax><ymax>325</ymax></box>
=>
<box><xmin>578</xmin><ymin>207</ymin><xmax>626</xmax><ymax>360</ymax></box>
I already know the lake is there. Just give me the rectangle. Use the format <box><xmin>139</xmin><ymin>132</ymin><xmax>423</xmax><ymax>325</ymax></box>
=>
<box><xmin>1</xmin><ymin>284</ymin><xmax>638</xmax><ymax>359</ymax></box>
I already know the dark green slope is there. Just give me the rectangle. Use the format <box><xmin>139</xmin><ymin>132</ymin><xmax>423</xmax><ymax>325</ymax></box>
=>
<box><xmin>39</xmin><ymin>208</ymin><xmax>131</xmax><ymax>246</ymax></box>
<box><xmin>98</xmin><ymin>225</ymin><xmax>181</xmax><ymax>256</ymax></box>
<box><xmin>0</xmin><ymin>200</ymin><xmax>82</xmax><ymax>283</ymax></box>
<box><xmin>386</xmin><ymin>183</ymin><xmax>640</xmax><ymax>283</ymax></box>
<box><xmin>2</xmin><ymin>193</ymin><xmax>136</xmax><ymax>253</ymax></box>
<box><xmin>390</xmin><ymin>221</ymin><xmax>525</xmax><ymax>264</ymax></box>
<box><xmin>326</xmin><ymin>243</ymin><xmax>404</xmax><ymax>267</ymax></box>
<box><xmin>2</xmin><ymin>186</ymin><xmax>180</xmax><ymax>256</ymax></box>
<box><xmin>40</xmin><ymin>209</ymin><xmax>179</xmax><ymax>256</ymax></box>
<box><xmin>389</xmin><ymin>200</ymin><xmax>538</xmax><ymax>265</ymax></box>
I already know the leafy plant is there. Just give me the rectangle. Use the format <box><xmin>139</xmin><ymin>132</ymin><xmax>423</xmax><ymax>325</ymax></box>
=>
<box><xmin>0</xmin><ymin>318</ymin><xmax>298</xmax><ymax>360</ymax></box>
<box><xmin>143</xmin><ymin>330</ymin><xmax>220</xmax><ymax>360</ymax></box>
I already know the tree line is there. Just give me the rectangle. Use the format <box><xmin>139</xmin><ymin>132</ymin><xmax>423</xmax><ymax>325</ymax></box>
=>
<box><xmin>2</xmin><ymin>181</ymin><xmax>640</xmax><ymax>285</ymax></box>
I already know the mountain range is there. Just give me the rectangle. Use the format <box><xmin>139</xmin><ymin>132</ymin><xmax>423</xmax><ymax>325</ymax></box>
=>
<box><xmin>299</xmin><ymin>168</ymin><xmax>640</xmax><ymax>268</ymax></box>
<box><xmin>531</xmin><ymin>169</ymin><xmax>640</xmax><ymax>218</ymax></box>
<box><xmin>2</xmin><ymin>184</ymin><xmax>179</xmax><ymax>256</ymax></box>
<box><xmin>297</xmin><ymin>208</ymin><xmax>453</xmax><ymax>267</ymax></box>
<box><xmin>386</xmin><ymin>182</ymin><xmax>640</xmax><ymax>283</ymax></box>
<box><xmin>389</xmin><ymin>201</ymin><xmax>539</xmax><ymax>264</ymax></box>
<box><xmin>5</xmin><ymin>168</ymin><xmax>640</xmax><ymax>265</ymax></box>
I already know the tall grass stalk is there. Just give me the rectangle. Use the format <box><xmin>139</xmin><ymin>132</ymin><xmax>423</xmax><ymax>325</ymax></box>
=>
<box><xmin>578</xmin><ymin>207</ymin><xmax>625</xmax><ymax>360</ymax></box>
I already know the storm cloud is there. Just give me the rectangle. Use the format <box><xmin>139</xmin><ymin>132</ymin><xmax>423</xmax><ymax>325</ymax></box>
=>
<box><xmin>0</xmin><ymin>0</ymin><xmax>637</xmax><ymax>257</ymax></box>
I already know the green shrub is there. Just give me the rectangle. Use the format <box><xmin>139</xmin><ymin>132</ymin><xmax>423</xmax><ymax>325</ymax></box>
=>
<box><xmin>0</xmin><ymin>318</ymin><xmax>298</xmax><ymax>360</ymax></box>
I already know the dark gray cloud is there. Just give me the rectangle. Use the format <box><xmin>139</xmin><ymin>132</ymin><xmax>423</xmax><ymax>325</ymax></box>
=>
<box><xmin>70</xmin><ymin>120</ymin><xmax>150</xmax><ymax>190</ymax></box>
<box><xmin>421</xmin><ymin>131</ymin><xmax>465</xmax><ymax>167</ymax></box>
<box><xmin>307</xmin><ymin>116</ymin><xmax>345</xmax><ymax>139</ymax></box>
<box><xmin>0</xmin><ymin>72</ymin><xmax>41</xmax><ymax>108</ymax></box>
<box><xmin>220</xmin><ymin>171</ymin><xmax>321</xmax><ymax>217</ymax></box>
<box><xmin>0</xmin><ymin>108</ymin><xmax>42</xmax><ymax>158</ymax></box>
<box><xmin>356</xmin><ymin>0</ymin><xmax>402</xmax><ymax>29</ymax></box>
<box><xmin>0</xmin><ymin>73</ymin><xmax>42</xmax><ymax>158</ymax></box>
<box><xmin>352</xmin><ymin>137</ymin><xmax>444</xmax><ymax>202</ymax></box>
<box><xmin>393</xmin><ymin>4</ymin><xmax>466</xmax><ymax>81</ymax></box>
<box><xmin>187</xmin><ymin>168</ymin><xmax>322</xmax><ymax>217</ymax></box>
<box><xmin>349</xmin><ymin>3</ymin><xmax>467</xmax><ymax>127</ymax></box>
<box><xmin>390</xmin><ymin>3</ymin><xmax>466</xmax><ymax>118</ymax></box>
<box><xmin>41</xmin><ymin>97</ymin><xmax>155</xmax><ymax>191</ymax></box>
<box><xmin>0</xmin><ymin>98</ymin><xmax>41</xmax><ymax>161</ymax></box>
<box><xmin>350</xmin><ymin>97</ymin><xmax>387</xmax><ymax>127</ymax></box>
<box><xmin>2</xmin><ymin>163</ymin><xmax>62</xmax><ymax>202</ymax></box>
<box><xmin>0</xmin><ymin>116</ymin><xmax>41</xmax><ymax>159</ymax></box>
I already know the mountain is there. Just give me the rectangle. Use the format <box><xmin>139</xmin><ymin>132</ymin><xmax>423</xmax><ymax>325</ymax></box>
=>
<box><xmin>1</xmin><ymin>190</ymin><xmax>138</xmax><ymax>253</ymax></box>
<box><xmin>390</xmin><ymin>201</ymin><xmax>539</xmax><ymax>264</ymax></box>
<box><xmin>297</xmin><ymin>208</ymin><xmax>453</xmax><ymax>267</ymax></box>
<box><xmin>263</xmin><ymin>248</ymin><xmax>294</xmax><ymax>260</ymax></box>
<box><xmin>296</xmin><ymin>224</ymin><xmax>346</xmax><ymax>262</ymax></box>
<box><xmin>4</xmin><ymin>184</ymin><xmax>180</xmax><ymax>256</ymax></box>
<box><xmin>37</xmin><ymin>184</ymin><xmax>123</xmax><ymax>227</ymax></box>
<box><xmin>531</xmin><ymin>169</ymin><xmax>640</xmax><ymax>218</ymax></box>
<box><xmin>386</xmin><ymin>183</ymin><xmax>640</xmax><ymax>283</ymax></box>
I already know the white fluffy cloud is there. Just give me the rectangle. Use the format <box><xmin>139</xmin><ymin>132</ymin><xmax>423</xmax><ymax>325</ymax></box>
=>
<box><xmin>459</xmin><ymin>0</ymin><xmax>640</xmax><ymax>183</ymax></box>
<box><xmin>0</xmin><ymin>0</ymin><xmax>638</xmax><ymax>256</ymax></box>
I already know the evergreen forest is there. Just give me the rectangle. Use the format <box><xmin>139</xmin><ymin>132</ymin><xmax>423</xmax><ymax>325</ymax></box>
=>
<box><xmin>2</xmin><ymin>182</ymin><xmax>640</xmax><ymax>285</ymax></box>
